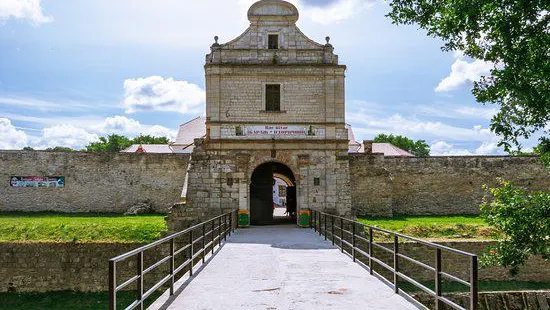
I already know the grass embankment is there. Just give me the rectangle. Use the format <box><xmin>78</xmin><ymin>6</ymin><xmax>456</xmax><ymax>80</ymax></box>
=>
<box><xmin>0</xmin><ymin>212</ymin><xmax>167</xmax><ymax>243</ymax></box>
<box><xmin>358</xmin><ymin>214</ymin><xmax>499</xmax><ymax>240</ymax></box>
<box><xmin>0</xmin><ymin>291</ymin><xmax>161</xmax><ymax>310</ymax></box>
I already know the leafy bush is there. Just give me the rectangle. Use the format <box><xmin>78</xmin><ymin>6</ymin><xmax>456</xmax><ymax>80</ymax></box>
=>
<box><xmin>480</xmin><ymin>179</ymin><xmax>550</xmax><ymax>275</ymax></box>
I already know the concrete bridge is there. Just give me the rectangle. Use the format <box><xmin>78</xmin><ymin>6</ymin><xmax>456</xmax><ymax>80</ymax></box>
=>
<box><xmin>109</xmin><ymin>210</ymin><xmax>477</xmax><ymax>310</ymax></box>
<box><xmin>149</xmin><ymin>225</ymin><xmax>419</xmax><ymax>310</ymax></box>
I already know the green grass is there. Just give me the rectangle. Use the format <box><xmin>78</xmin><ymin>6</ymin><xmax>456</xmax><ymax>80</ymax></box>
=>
<box><xmin>0</xmin><ymin>291</ymin><xmax>162</xmax><ymax>310</ymax></box>
<box><xmin>358</xmin><ymin>214</ymin><xmax>499</xmax><ymax>240</ymax></box>
<box><xmin>399</xmin><ymin>280</ymin><xmax>550</xmax><ymax>293</ymax></box>
<box><xmin>0</xmin><ymin>212</ymin><xmax>167</xmax><ymax>243</ymax></box>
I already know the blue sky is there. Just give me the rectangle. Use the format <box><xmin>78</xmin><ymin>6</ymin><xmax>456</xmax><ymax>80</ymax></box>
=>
<box><xmin>0</xmin><ymin>0</ymin><xmax>538</xmax><ymax>154</ymax></box>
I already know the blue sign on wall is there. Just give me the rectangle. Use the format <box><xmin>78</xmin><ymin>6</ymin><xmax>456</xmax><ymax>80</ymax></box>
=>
<box><xmin>10</xmin><ymin>176</ymin><xmax>65</xmax><ymax>188</ymax></box>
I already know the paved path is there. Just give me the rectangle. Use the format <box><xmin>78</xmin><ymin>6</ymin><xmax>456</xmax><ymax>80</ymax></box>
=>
<box><xmin>150</xmin><ymin>225</ymin><xmax>418</xmax><ymax>310</ymax></box>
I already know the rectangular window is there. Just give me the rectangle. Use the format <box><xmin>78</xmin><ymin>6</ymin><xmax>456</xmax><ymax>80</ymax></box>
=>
<box><xmin>268</xmin><ymin>34</ymin><xmax>279</xmax><ymax>49</ymax></box>
<box><xmin>265</xmin><ymin>84</ymin><xmax>280</xmax><ymax>111</ymax></box>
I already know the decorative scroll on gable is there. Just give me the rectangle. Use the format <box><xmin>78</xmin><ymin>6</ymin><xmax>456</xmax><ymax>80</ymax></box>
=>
<box><xmin>205</xmin><ymin>0</ymin><xmax>338</xmax><ymax>65</ymax></box>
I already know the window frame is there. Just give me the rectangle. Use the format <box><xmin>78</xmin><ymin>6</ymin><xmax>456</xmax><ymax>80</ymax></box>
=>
<box><xmin>265</xmin><ymin>84</ymin><xmax>281</xmax><ymax>112</ymax></box>
<box><xmin>267</xmin><ymin>34</ymin><xmax>279</xmax><ymax>50</ymax></box>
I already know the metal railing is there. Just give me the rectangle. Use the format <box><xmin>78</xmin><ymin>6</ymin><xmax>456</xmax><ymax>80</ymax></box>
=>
<box><xmin>310</xmin><ymin>210</ymin><xmax>478</xmax><ymax>310</ymax></box>
<box><xmin>109</xmin><ymin>210</ymin><xmax>237</xmax><ymax>310</ymax></box>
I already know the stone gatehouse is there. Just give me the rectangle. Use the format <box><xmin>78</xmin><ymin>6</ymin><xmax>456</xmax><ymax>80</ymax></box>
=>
<box><xmin>169</xmin><ymin>0</ymin><xmax>351</xmax><ymax>228</ymax></box>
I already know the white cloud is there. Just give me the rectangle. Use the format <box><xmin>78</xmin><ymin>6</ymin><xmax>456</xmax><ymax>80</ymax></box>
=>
<box><xmin>435</xmin><ymin>55</ymin><xmax>493</xmax><ymax>92</ymax></box>
<box><xmin>430</xmin><ymin>141</ymin><xmax>473</xmax><ymax>156</ymax></box>
<box><xmin>0</xmin><ymin>118</ymin><xmax>29</xmax><ymax>149</ymax></box>
<box><xmin>475</xmin><ymin>141</ymin><xmax>500</xmax><ymax>155</ymax></box>
<box><xmin>454</xmin><ymin>106</ymin><xmax>498</xmax><ymax>120</ymax></box>
<box><xmin>41</xmin><ymin>125</ymin><xmax>99</xmax><ymax>149</ymax></box>
<box><xmin>123</xmin><ymin>76</ymin><xmax>205</xmax><ymax>114</ymax></box>
<box><xmin>98</xmin><ymin>115</ymin><xmax>177</xmax><ymax>140</ymax></box>
<box><xmin>0</xmin><ymin>0</ymin><xmax>53</xmax><ymax>26</ymax></box>
<box><xmin>305</xmin><ymin>0</ymin><xmax>374</xmax><ymax>25</ymax></box>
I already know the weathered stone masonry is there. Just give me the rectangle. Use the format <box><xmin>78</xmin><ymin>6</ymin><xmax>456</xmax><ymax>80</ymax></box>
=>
<box><xmin>0</xmin><ymin>151</ymin><xmax>190</xmax><ymax>213</ymax></box>
<box><xmin>350</xmin><ymin>154</ymin><xmax>549</xmax><ymax>217</ymax></box>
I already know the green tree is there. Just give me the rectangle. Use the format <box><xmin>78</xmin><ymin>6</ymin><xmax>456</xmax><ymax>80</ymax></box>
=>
<box><xmin>387</xmin><ymin>0</ymin><xmax>549</xmax><ymax>156</ymax></box>
<box><xmin>85</xmin><ymin>135</ymin><xmax>132</xmax><ymax>152</ymax></box>
<box><xmin>374</xmin><ymin>133</ymin><xmax>430</xmax><ymax>157</ymax></box>
<box><xmin>85</xmin><ymin>134</ymin><xmax>171</xmax><ymax>152</ymax></box>
<box><xmin>22</xmin><ymin>147</ymin><xmax>34</xmax><ymax>151</ymax></box>
<box><xmin>480</xmin><ymin>180</ymin><xmax>549</xmax><ymax>275</ymax></box>
<box><xmin>45</xmin><ymin>146</ymin><xmax>75</xmax><ymax>152</ymax></box>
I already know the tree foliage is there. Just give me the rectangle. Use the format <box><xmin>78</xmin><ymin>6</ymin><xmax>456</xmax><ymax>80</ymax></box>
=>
<box><xmin>374</xmin><ymin>133</ymin><xmax>430</xmax><ymax>157</ymax></box>
<box><xmin>85</xmin><ymin>134</ymin><xmax>170</xmax><ymax>152</ymax></box>
<box><xmin>45</xmin><ymin>146</ymin><xmax>75</xmax><ymax>152</ymax></box>
<box><xmin>387</xmin><ymin>0</ymin><xmax>549</xmax><ymax>154</ymax></box>
<box><xmin>480</xmin><ymin>179</ymin><xmax>550</xmax><ymax>275</ymax></box>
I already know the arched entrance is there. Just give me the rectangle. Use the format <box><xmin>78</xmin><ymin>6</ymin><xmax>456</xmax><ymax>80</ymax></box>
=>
<box><xmin>250</xmin><ymin>162</ymin><xmax>296</xmax><ymax>225</ymax></box>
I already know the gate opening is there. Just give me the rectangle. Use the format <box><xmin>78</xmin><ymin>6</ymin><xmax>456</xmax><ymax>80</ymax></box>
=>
<box><xmin>250</xmin><ymin>162</ymin><xmax>296</xmax><ymax>225</ymax></box>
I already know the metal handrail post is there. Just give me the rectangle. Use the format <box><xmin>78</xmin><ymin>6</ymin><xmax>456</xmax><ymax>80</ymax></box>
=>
<box><xmin>393</xmin><ymin>234</ymin><xmax>399</xmax><ymax>294</ymax></box>
<box><xmin>224</xmin><ymin>214</ymin><xmax>227</xmax><ymax>241</ymax></box>
<box><xmin>170</xmin><ymin>238</ymin><xmax>175</xmax><ymax>295</ymax></box>
<box><xmin>435</xmin><ymin>248</ymin><xmax>442</xmax><ymax>310</ymax></box>
<box><xmin>202</xmin><ymin>223</ymin><xmax>206</xmax><ymax>263</ymax></box>
<box><xmin>369</xmin><ymin>227</ymin><xmax>373</xmax><ymax>275</ymax></box>
<box><xmin>471</xmin><ymin>256</ymin><xmax>478</xmax><ymax>310</ymax></box>
<box><xmin>189</xmin><ymin>230</ymin><xmax>194</xmax><ymax>277</ymax></box>
<box><xmin>137</xmin><ymin>252</ymin><xmax>144</xmax><ymax>310</ymax></box>
<box><xmin>109</xmin><ymin>260</ymin><xmax>116</xmax><ymax>310</ymax></box>
<box><xmin>340</xmin><ymin>217</ymin><xmax>344</xmax><ymax>252</ymax></box>
<box><xmin>211</xmin><ymin>219</ymin><xmax>215</xmax><ymax>254</ymax></box>
<box><xmin>352</xmin><ymin>222</ymin><xmax>356</xmax><ymax>262</ymax></box>
<box><xmin>229</xmin><ymin>212</ymin><xmax>232</xmax><ymax>236</ymax></box>
<box><xmin>331</xmin><ymin>215</ymin><xmax>335</xmax><ymax>245</ymax></box>
<box><xmin>324</xmin><ymin>214</ymin><xmax>327</xmax><ymax>240</ymax></box>
<box><xmin>218</xmin><ymin>216</ymin><xmax>222</xmax><ymax>245</ymax></box>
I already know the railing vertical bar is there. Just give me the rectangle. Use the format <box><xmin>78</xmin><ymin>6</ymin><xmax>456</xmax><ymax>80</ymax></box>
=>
<box><xmin>219</xmin><ymin>216</ymin><xmax>222</xmax><ymax>245</ymax></box>
<box><xmin>331</xmin><ymin>216</ymin><xmax>335</xmax><ymax>245</ymax></box>
<box><xmin>109</xmin><ymin>260</ymin><xmax>116</xmax><ymax>310</ymax></box>
<box><xmin>137</xmin><ymin>252</ymin><xmax>144</xmax><ymax>310</ymax></box>
<box><xmin>368</xmin><ymin>227</ymin><xmax>373</xmax><ymax>275</ymax></box>
<box><xmin>324</xmin><ymin>214</ymin><xmax>327</xmax><ymax>240</ymax></box>
<box><xmin>170</xmin><ymin>238</ymin><xmax>175</xmax><ymax>295</ymax></box>
<box><xmin>189</xmin><ymin>230</ymin><xmax>194</xmax><ymax>277</ymax></box>
<box><xmin>202</xmin><ymin>223</ymin><xmax>206</xmax><ymax>263</ymax></box>
<box><xmin>211</xmin><ymin>218</ymin><xmax>215</xmax><ymax>254</ymax></box>
<box><xmin>340</xmin><ymin>217</ymin><xmax>344</xmax><ymax>252</ymax></box>
<box><xmin>352</xmin><ymin>222</ymin><xmax>356</xmax><ymax>262</ymax></box>
<box><xmin>230</xmin><ymin>211</ymin><xmax>233</xmax><ymax>233</ymax></box>
<box><xmin>224</xmin><ymin>214</ymin><xmax>227</xmax><ymax>241</ymax></box>
<box><xmin>393</xmin><ymin>234</ymin><xmax>399</xmax><ymax>294</ymax></box>
<box><xmin>471</xmin><ymin>256</ymin><xmax>478</xmax><ymax>310</ymax></box>
<box><xmin>435</xmin><ymin>248</ymin><xmax>442</xmax><ymax>310</ymax></box>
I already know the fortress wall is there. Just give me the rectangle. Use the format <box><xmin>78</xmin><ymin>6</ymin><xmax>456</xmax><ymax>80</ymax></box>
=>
<box><xmin>349</xmin><ymin>155</ymin><xmax>549</xmax><ymax>216</ymax></box>
<box><xmin>0</xmin><ymin>151</ymin><xmax>189</xmax><ymax>213</ymax></box>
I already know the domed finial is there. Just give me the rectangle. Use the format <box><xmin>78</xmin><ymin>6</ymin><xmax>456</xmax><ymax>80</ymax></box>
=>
<box><xmin>326</xmin><ymin>36</ymin><xmax>330</xmax><ymax>44</ymax></box>
<box><xmin>214</xmin><ymin>36</ymin><xmax>219</xmax><ymax>44</ymax></box>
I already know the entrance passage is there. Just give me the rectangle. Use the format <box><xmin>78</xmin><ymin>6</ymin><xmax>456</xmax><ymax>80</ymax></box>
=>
<box><xmin>250</xmin><ymin>162</ymin><xmax>296</xmax><ymax>225</ymax></box>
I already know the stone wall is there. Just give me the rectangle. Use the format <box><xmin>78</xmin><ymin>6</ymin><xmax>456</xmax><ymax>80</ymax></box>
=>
<box><xmin>364</xmin><ymin>241</ymin><xmax>550</xmax><ymax>284</ymax></box>
<box><xmin>0</xmin><ymin>151</ymin><xmax>189</xmax><ymax>213</ymax></box>
<box><xmin>349</xmin><ymin>155</ymin><xmax>549</xmax><ymax>216</ymax></box>
<box><xmin>0</xmin><ymin>242</ymin><xmax>167</xmax><ymax>292</ymax></box>
<box><xmin>413</xmin><ymin>291</ymin><xmax>550</xmax><ymax>310</ymax></box>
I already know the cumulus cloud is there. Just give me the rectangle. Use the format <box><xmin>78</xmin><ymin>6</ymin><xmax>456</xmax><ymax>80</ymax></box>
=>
<box><xmin>305</xmin><ymin>0</ymin><xmax>374</xmax><ymax>24</ymax></box>
<box><xmin>0</xmin><ymin>0</ymin><xmax>53</xmax><ymax>26</ymax></box>
<box><xmin>0</xmin><ymin>116</ymin><xmax>177</xmax><ymax>150</ymax></box>
<box><xmin>435</xmin><ymin>55</ymin><xmax>493</xmax><ymax>92</ymax></box>
<box><xmin>123</xmin><ymin>76</ymin><xmax>205</xmax><ymax>114</ymax></box>
<box><xmin>98</xmin><ymin>115</ymin><xmax>177</xmax><ymax>140</ymax></box>
<box><xmin>0</xmin><ymin>118</ymin><xmax>29</xmax><ymax>149</ymax></box>
<box><xmin>430</xmin><ymin>141</ymin><xmax>473</xmax><ymax>156</ymax></box>
<box><xmin>41</xmin><ymin>125</ymin><xmax>99</xmax><ymax>149</ymax></box>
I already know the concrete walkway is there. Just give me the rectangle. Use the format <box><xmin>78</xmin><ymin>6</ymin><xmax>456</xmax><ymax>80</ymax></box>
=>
<box><xmin>150</xmin><ymin>225</ymin><xmax>419</xmax><ymax>310</ymax></box>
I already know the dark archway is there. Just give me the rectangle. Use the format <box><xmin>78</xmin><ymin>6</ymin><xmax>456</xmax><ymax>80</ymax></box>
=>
<box><xmin>250</xmin><ymin>162</ymin><xmax>296</xmax><ymax>225</ymax></box>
